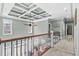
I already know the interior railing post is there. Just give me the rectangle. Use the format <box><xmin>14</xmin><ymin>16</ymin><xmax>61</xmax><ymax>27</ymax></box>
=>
<box><xmin>20</xmin><ymin>40</ymin><xmax>22</xmax><ymax>56</ymax></box>
<box><xmin>16</xmin><ymin>40</ymin><xmax>18</xmax><ymax>56</ymax></box>
<box><xmin>4</xmin><ymin>43</ymin><xmax>6</xmax><ymax>56</ymax></box>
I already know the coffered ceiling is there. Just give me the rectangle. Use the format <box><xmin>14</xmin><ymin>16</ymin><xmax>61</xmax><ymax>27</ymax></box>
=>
<box><xmin>8</xmin><ymin>3</ymin><xmax>51</xmax><ymax>21</ymax></box>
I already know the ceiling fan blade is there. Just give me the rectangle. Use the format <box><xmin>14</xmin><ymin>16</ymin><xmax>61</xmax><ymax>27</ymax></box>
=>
<box><xmin>24</xmin><ymin>23</ymin><xmax>38</xmax><ymax>26</ymax></box>
<box><xmin>24</xmin><ymin>24</ymin><xmax>29</xmax><ymax>25</ymax></box>
<box><xmin>33</xmin><ymin>25</ymin><xmax>38</xmax><ymax>26</ymax></box>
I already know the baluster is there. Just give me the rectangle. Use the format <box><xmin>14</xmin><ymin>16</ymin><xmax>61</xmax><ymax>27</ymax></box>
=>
<box><xmin>50</xmin><ymin>35</ymin><xmax>51</xmax><ymax>48</ymax></box>
<box><xmin>16</xmin><ymin>40</ymin><xmax>18</xmax><ymax>56</ymax></box>
<box><xmin>24</xmin><ymin>39</ymin><xmax>26</xmax><ymax>56</ymax></box>
<box><xmin>4</xmin><ymin>43</ymin><xmax>6</xmax><ymax>56</ymax></box>
<box><xmin>20</xmin><ymin>40</ymin><xmax>22</xmax><ymax>56</ymax></box>
<box><xmin>48</xmin><ymin>34</ymin><xmax>51</xmax><ymax>48</ymax></box>
<box><xmin>27</xmin><ymin>38</ymin><xmax>29</xmax><ymax>56</ymax></box>
<box><xmin>31</xmin><ymin>37</ymin><xmax>34</xmax><ymax>55</ymax></box>
<box><xmin>31</xmin><ymin>37</ymin><xmax>33</xmax><ymax>55</ymax></box>
<box><xmin>51</xmin><ymin>32</ymin><xmax>54</xmax><ymax>48</ymax></box>
<box><xmin>37</xmin><ymin>36</ymin><xmax>40</xmax><ymax>56</ymax></box>
<box><xmin>0</xmin><ymin>41</ymin><xmax>2</xmax><ymax>56</ymax></box>
<box><xmin>11</xmin><ymin>41</ymin><xmax>13</xmax><ymax>56</ymax></box>
<box><xmin>39</xmin><ymin>36</ymin><xmax>42</xmax><ymax>55</ymax></box>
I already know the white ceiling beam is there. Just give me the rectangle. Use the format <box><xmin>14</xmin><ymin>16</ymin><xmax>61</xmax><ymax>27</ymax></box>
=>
<box><xmin>32</xmin><ymin>16</ymin><xmax>52</xmax><ymax>22</ymax></box>
<box><xmin>19</xmin><ymin>4</ymin><xmax>38</xmax><ymax>18</ymax></box>
<box><xmin>1</xmin><ymin>3</ymin><xmax>53</xmax><ymax>23</ymax></box>
<box><xmin>0</xmin><ymin>15</ymin><xmax>31</xmax><ymax>22</ymax></box>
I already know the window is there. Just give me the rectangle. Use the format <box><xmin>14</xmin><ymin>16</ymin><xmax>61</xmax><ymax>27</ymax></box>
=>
<box><xmin>3</xmin><ymin>19</ymin><xmax>12</xmax><ymax>35</ymax></box>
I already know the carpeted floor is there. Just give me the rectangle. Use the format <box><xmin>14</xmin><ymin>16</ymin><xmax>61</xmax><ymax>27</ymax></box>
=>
<box><xmin>43</xmin><ymin>35</ymin><xmax>75</xmax><ymax>56</ymax></box>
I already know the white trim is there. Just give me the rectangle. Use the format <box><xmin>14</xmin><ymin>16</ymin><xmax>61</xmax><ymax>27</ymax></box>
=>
<box><xmin>19</xmin><ymin>4</ymin><xmax>38</xmax><ymax>18</ymax></box>
<box><xmin>32</xmin><ymin>17</ymin><xmax>51</xmax><ymax>22</ymax></box>
<box><xmin>0</xmin><ymin>15</ymin><xmax>52</xmax><ymax>23</ymax></box>
<box><xmin>0</xmin><ymin>15</ymin><xmax>31</xmax><ymax>22</ymax></box>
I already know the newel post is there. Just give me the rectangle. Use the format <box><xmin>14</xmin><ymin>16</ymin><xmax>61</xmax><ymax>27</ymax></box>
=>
<box><xmin>51</xmin><ymin>31</ymin><xmax>54</xmax><ymax>48</ymax></box>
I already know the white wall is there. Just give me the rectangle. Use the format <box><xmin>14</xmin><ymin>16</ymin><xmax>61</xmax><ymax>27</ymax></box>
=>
<box><xmin>0</xmin><ymin>3</ymin><xmax>1</xmax><ymax>14</ymax></box>
<box><xmin>49</xmin><ymin>17</ymin><xmax>65</xmax><ymax>39</ymax></box>
<box><xmin>35</xmin><ymin>3</ymin><xmax>71</xmax><ymax>18</ymax></box>
<box><xmin>73</xmin><ymin>3</ymin><xmax>79</xmax><ymax>55</ymax></box>
<box><xmin>34</xmin><ymin>20</ymin><xmax>48</xmax><ymax>34</ymax></box>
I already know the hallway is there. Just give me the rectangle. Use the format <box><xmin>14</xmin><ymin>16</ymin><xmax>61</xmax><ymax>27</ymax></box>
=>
<box><xmin>0</xmin><ymin>3</ymin><xmax>78</xmax><ymax>56</ymax></box>
<box><xmin>43</xmin><ymin>35</ymin><xmax>75</xmax><ymax>56</ymax></box>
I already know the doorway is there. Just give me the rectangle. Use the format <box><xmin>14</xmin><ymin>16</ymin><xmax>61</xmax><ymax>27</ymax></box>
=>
<box><xmin>66</xmin><ymin>24</ymin><xmax>73</xmax><ymax>42</ymax></box>
<box><xmin>65</xmin><ymin>23</ymin><xmax>75</xmax><ymax>54</ymax></box>
<box><xmin>67</xmin><ymin>24</ymin><xmax>72</xmax><ymax>35</ymax></box>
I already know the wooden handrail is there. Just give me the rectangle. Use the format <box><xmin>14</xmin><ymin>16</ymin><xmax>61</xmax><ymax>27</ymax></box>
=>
<box><xmin>0</xmin><ymin>33</ymin><xmax>52</xmax><ymax>43</ymax></box>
